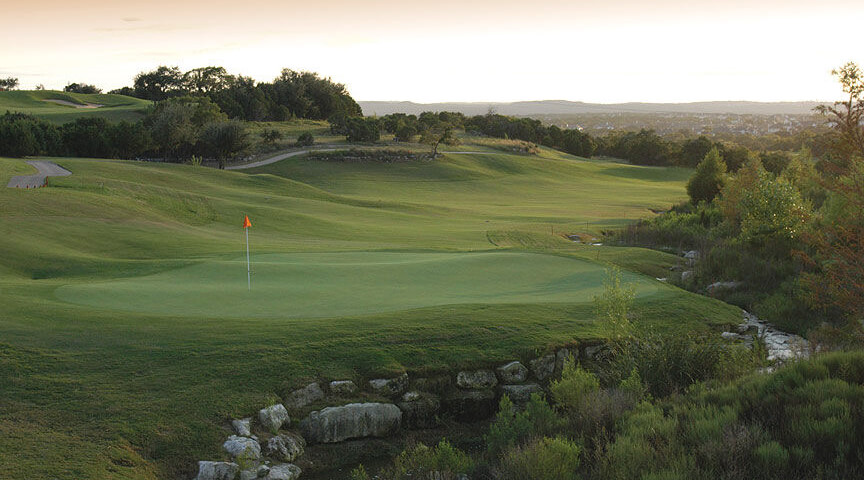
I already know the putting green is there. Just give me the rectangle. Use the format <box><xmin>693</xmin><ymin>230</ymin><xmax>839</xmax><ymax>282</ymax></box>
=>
<box><xmin>55</xmin><ymin>251</ymin><xmax>662</xmax><ymax>319</ymax></box>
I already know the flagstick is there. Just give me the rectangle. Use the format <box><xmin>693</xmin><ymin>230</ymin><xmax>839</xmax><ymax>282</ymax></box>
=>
<box><xmin>245</xmin><ymin>224</ymin><xmax>251</xmax><ymax>291</ymax></box>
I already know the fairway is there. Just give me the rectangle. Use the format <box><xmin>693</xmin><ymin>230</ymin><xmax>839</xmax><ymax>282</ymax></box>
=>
<box><xmin>55</xmin><ymin>251</ymin><xmax>660</xmax><ymax>318</ymax></box>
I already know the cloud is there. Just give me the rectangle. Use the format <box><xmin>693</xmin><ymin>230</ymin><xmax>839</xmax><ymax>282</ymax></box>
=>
<box><xmin>122</xmin><ymin>17</ymin><xmax>143</xmax><ymax>22</ymax></box>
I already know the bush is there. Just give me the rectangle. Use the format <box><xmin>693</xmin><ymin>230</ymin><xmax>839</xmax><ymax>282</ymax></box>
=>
<box><xmin>486</xmin><ymin>394</ymin><xmax>563</xmax><ymax>457</ymax></box>
<box><xmin>346</xmin><ymin>117</ymin><xmax>380</xmax><ymax>142</ymax></box>
<box><xmin>687</xmin><ymin>147</ymin><xmax>727</xmax><ymax>204</ymax></box>
<box><xmin>499</xmin><ymin>437</ymin><xmax>582</xmax><ymax>480</ymax></box>
<box><xmin>550</xmin><ymin>358</ymin><xmax>600</xmax><ymax>412</ymax></box>
<box><xmin>295</xmin><ymin>131</ymin><xmax>314</xmax><ymax>147</ymax></box>
<box><xmin>380</xmin><ymin>439</ymin><xmax>473</xmax><ymax>480</ymax></box>
<box><xmin>260</xmin><ymin>128</ymin><xmax>282</xmax><ymax>145</ymax></box>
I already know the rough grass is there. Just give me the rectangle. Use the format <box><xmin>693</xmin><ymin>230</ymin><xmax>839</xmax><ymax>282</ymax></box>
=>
<box><xmin>0</xmin><ymin>90</ymin><xmax>151</xmax><ymax>123</ymax></box>
<box><xmin>0</xmin><ymin>146</ymin><xmax>740</xmax><ymax>479</ymax></box>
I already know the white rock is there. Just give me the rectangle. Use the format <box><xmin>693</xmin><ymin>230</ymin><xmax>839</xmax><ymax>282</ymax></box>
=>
<box><xmin>259</xmin><ymin>404</ymin><xmax>290</xmax><ymax>432</ymax></box>
<box><xmin>284</xmin><ymin>382</ymin><xmax>324</xmax><ymax>409</ymax></box>
<box><xmin>529</xmin><ymin>354</ymin><xmax>556</xmax><ymax>380</ymax></box>
<box><xmin>329</xmin><ymin>380</ymin><xmax>357</xmax><ymax>395</ymax></box>
<box><xmin>401</xmin><ymin>390</ymin><xmax>421</xmax><ymax>402</ymax></box>
<box><xmin>264</xmin><ymin>463</ymin><xmax>302</xmax><ymax>480</ymax></box>
<box><xmin>195</xmin><ymin>461</ymin><xmax>239</xmax><ymax>480</ymax></box>
<box><xmin>231</xmin><ymin>418</ymin><xmax>251</xmax><ymax>437</ymax></box>
<box><xmin>456</xmin><ymin>370</ymin><xmax>498</xmax><ymax>389</ymax></box>
<box><xmin>222</xmin><ymin>435</ymin><xmax>261</xmax><ymax>461</ymax></box>
<box><xmin>300</xmin><ymin>403</ymin><xmax>402</xmax><ymax>443</ymax></box>
<box><xmin>681</xmin><ymin>270</ymin><xmax>694</xmax><ymax>282</ymax></box>
<box><xmin>496</xmin><ymin>361</ymin><xmax>528</xmax><ymax>383</ymax></box>
<box><xmin>266</xmin><ymin>433</ymin><xmax>306</xmax><ymax>462</ymax></box>
<box><xmin>369</xmin><ymin>373</ymin><xmax>409</xmax><ymax>396</ymax></box>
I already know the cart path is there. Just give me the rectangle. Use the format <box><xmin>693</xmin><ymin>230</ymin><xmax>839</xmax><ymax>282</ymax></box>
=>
<box><xmin>6</xmin><ymin>160</ymin><xmax>72</xmax><ymax>188</ymax></box>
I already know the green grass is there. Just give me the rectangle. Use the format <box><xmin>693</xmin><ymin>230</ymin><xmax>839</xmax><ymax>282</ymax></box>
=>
<box><xmin>0</xmin><ymin>144</ymin><xmax>740</xmax><ymax>479</ymax></box>
<box><xmin>0</xmin><ymin>90</ymin><xmax>151</xmax><ymax>123</ymax></box>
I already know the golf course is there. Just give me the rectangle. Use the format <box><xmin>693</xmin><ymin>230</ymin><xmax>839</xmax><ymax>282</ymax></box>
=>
<box><xmin>0</xmin><ymin>145</ymin><xmax>741</xmax><ymax>478</ymax></box>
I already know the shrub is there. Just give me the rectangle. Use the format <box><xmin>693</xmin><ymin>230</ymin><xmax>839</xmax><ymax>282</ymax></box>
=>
<box><xmin>486</xmin><ymin>394</ymin><xmax>563</xmax><ymax>457</ymax></box>
<box><xmin>295</xmin><ymin>131</ymin><xmax>314</xmax><ymax>147</ymax></box>
<box><xmin>499</xmin><ymin>437</ymin><xmax>582</xmax><ymax>480</ymax></box>
<box><xmin>260</xmin><ymin>128</ymin><xmax>282</xmax><ymax>145</ymax></box>
<box><xmin>550</xmin><ymin>358</ymin><xmax>600</xmax><ymax>412</ymax></box>
<box><xmin>346</xmin><ymin>117</ymin><xmax>380</xmax><ymax>142</ymax></box>
<box><xmin>687</xmin><ymin>147</ymin><xmax>727</xmax><ymax>204</ymax></box>
<box><xmin>380</xmin><ymin>439</ymin><xmax>473</xmax><ymax>480</ymax></box>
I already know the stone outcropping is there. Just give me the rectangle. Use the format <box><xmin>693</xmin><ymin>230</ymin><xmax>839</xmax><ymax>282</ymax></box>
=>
<box><xmin>496</xmin><ymin>361</ymin><xmax>528</xmax><ymax>383</ymax></box>
<box><xmin>263</xmin><ymin>463</ymin><xmax>302</xmax><ymax>480</ymax></box>
<box><xmin>231</xmin><ymin>418</ymin><xmax>251</xmax><ymax>437</ymax></box>
<box><xmin>502</xmin><ymin>384</ymin><xmax>542</xmax><ymax>404</ymax></box>
<box><xmin>300</xmin><ymin>402</ymin><xmax>402</xmax><ymax>443</ymax></box>
<box><xmin>329</xmin><ymin>380</ymin><xmax>357</xmax><ymax>395</ymax></box>
<box><xmin>259</xmin><ymin>404</ymin><xmax>290</xmax><ymax>432</ymax></box>
<box><xmin>222</xmin><ymin>435</ymin><xmax>261</xmax><ymax>461</ymax></box>
<box><xmin>195</xmin><ymin>461</ymin><xmax>239</xmax><ymax>480</ymax></box>
<box><xmin>284</xmin><ymin>382</ymin><xmax>325</xmax><ymax>409</ymax></box>
<box><xmin>456</xmin><ymin>370</ymin><xmax>497</xmax><ymax>389</ymax></box>
<box><xmin>397</xmin><ymin>393</ymin><xmax>441</xmax><ymax>429</ymax></box>
<box><xmin>266</xmin><ymin>433</ymin><xmax>306</xmax><ymax>462</ymax></box>
<box><xmin>529</xmin><ymin>354</ymin><xmax>556</xmax><ymax>380</ymax></box>
<box><xmin>369</xmin><ymin>373</ymin><xmax>409</xmax><ymax>397</ymax></box>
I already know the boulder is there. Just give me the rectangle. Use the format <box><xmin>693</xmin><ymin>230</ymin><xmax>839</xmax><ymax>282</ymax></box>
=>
<box><xmin>707</xmin><ymin>281</ymin><xmax>743</xmax><ymax>295</ymax></box>
<box><xmin>264</xmin><ymin>463</ymin><xmax>302</xmax><ymax>480</ymax></box>
<box><xmin>223</xmin><ymin>435</ymin><xmax>261</xmax><ymax>461</ymax></box>
<box><xmin>681</xmin><ymin>270</ymin><xmax>694</xmax><ymax>282</ymax></box>
<box><xmin>529</xmin><ymin>354</ymin><xmax>556</xmax><ymax>380</ymax></box>
<box><xmin>300</xmin><ymin>403</ymin><xmax>402</xmax><ymax>443</ymax></box>
<box><xmin>329</xmin><ymin>380</ymin><xmax>357</xmax><ymax>395</ymax></box>
<box><xmin>556</xmin><ymin>348</ymin><xmax>575</xmax><ymax>373</ymax></box>
<box><xmin>266</xmin><ymin>432</ymin><xmax>306</xmax><ymax>462</ymax></box>
<box><xmin>195</xmin><ymin>461</ymin><xmax>240</xmax><ymax>480</ymax></box>
<box><xmin>496</xmin><ymin>361</ymin><xmax>528</xmax><ymax>383</ymax></box>
<box><xmin>583</xmin><ymin>344</ymin><xmax>605</xmax><ymax>360</ymax></box>
<box><xmin>369</xmin><ymin>373</ymin><xmax>409</xmax><ymax>396</ymax></box>
<box><xmin>401</xmin><ymin>390</ymin><xmax>421</xmax><ymax>402</ymax></box>
<box><xmin>284</xmin><ymin>382</ymin><xmax>325</xmax><ymax>410</ymax></box>
<box><xmin>501</xmin><ymin>384</ymin><xmax>543</xmax><ymax>404</ymax></box>
<box><xmin>231</xmin><ymin>418</ymin><xmax>251</xmax><ymax>437</ymax></box>
<box><xmin>259</xmin><ymin>404</ymin><xmax>290</xmax><ymax>432</ymax></box>
<box><xmin>456</xmin><ymin>370</ymin><xmax>497</xmax><ymax>389</ymax></box>
<box><xmin>442</xmin><ymin>389</ymin><xmax>497</xmax><ymax>422</ymax></box>
<box><xmin>397</xmin><ymin>393</ymin><xmax>441</xmax><ymax>429</ymax></box>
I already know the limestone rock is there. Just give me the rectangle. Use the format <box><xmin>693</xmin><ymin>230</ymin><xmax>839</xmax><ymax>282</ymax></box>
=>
<box><xmin>456</xmin><ymin>370</ymin><xmax>497</xmax><ymax>389</ymax></box>
<box><xmin>259</xmin><ymin>404</ymin><xmax>290</xmax><ymax>432</ymax></box>
<box><xmin>300</xmin><ymin>402</ymin><xmax>402</xmax><ymax>443</ymax></box>
<box><xmin>329</xmin><ymin>380</ymin><xmax>357</xmax><ymax>395</ymax></box>
<box><xmin>266</xmin><ymin>432</ymin><xmax>306</xmax><ymax>462</ymax></box>
<box><xmin>496</xmin><ymin>361</ymin><xmax>528</xmax><ymax>384</ymax></box>
<box><xmin>397</xmin><ymin>393</ymin><xmax>441</xmax><ymax>429</ymax></box>
<box><xmin>583</xmin><ymin>344</ymin><xmax>605</xmax><ymax>360</ymax></box>
<box><xmin>556</xmin><ymin>348</ymin><xmax>575</xmax><ymax>373</ymax></box>
<box><xmin>401</xmin><ymin>390</ymin><xmax>421</xmax><ymax>402</ymax></box>
<box><xmin>195</xmin><ymin>461</ymin><xmax>239</xmax><ymax>480</ymax></box>
<box><xmin>369</xmin><ymin>373</ymin><xmax>409</xmax><ymax>396</ymax></box>
<box><xmin>529</xmin><ymin>354</ymin><xmax>556</xmax><ymax>380</ymax></box>
<box><xmin>442</xmin><ymin>389</ymin><xmax>497</xmax><ymax>422</ymax></box>
<box><xmin>284</xmin><ymin>382</ymin><xmax>325</xmax><ymax>409</ymax></box>
<box><xmin>681</xmin><ymin>270</ymin><xmax>694</xmax><ymax>282</ymax></box>
<box><xmin>501</xmin><ymin>384</ymin><xmax>543</xmax><ymax>404</ymax></box>
<box><xmin>232</xmin><ymin>418</ymin><xmax>251</xmax><ymax>437</ymax></box>
<box><xmin>223</xmin><ymin>435</ymin><xmax>261</xmax><ymax>461</ymax></box>
<box><xmin>264</xmin><ymin>463</ymin><xmax>302</xmax><ymax>480</ymax></box>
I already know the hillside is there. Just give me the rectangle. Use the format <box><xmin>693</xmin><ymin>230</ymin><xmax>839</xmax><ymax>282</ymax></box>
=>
<box><xmin>0</xmin><ymin>146</ymin><xmax>742</xmax><ymax>478</ymax></box>
<box><xmin>359</xmin><ymin>99</ymin><xmax>827</xmax><ymax>116</ymax></box>
<box><xmin>0</xmin><ymin>90</ymin><xmax>150</xmax><ymax>123</ymax></box>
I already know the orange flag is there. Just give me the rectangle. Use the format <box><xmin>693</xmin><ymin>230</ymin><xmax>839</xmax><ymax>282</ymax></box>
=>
<box><xmin>242</xmin><ymin>215</ymin><xmax>252</xmax><ymax>228</ymax></box>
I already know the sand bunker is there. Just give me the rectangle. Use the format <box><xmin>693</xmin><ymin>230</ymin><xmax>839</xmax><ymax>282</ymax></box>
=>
<box><xmin>43</xmin><ymin>99</ymin><xmax>103</xmax><ymax>109</ymax></box>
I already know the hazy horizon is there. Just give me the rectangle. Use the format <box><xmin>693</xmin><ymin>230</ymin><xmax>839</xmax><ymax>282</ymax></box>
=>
<box><xmin>2</xmin><ymin>0</ymin><xmax>862</xmax><ymax>103</ymax></box>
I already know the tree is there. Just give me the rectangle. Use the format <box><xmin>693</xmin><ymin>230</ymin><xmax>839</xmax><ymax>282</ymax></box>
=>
<box><xmin>420</xmin><ymin>126</ymin><xmax>456</xmax><ymax>158</ymax></box>
<box><xmin>295</xmin><ymin>131</ymin><xmax>314</xmax><ymax>147</ymax></box>
<box><xmin>0</xmin><ymin>77</ymin><xmax>19</xmax><ymax>91</ymax></box>
<box><xmin>133</xmin><ymin>66</ymin><xmax>185</xmax><ymax>101</ymax></box>
<box><xmin>260</xmin><ymin>128</ymin><xmax>282</xmax><ymax>146</ymax></box>
<box><xmin>686</xmin><ymin>147</ymin><xmax>727</xmax><ymax>204</ymax></box>
<box><xmin>61</xmin><ymin>117</ymin><xmax>113</xmax><ymax>158</ymax></box>
<box><xmin>199</xmin><ymin>120</ymin><xmax>249</xmax><ymax>169</ymax></box>
<box><xmin>183</xmin><ymin>66</ymin><xmax>232</xmax><ymax>95</ymax></box>
<box><xmin>680</xmin><ymin>136</ymin><xmax>717</xmax><ymax>167</ymax></box>
<box><xmin>64</xmin><ymin>83</ymin><xmax>102</xmax><ymax>94</ymax></box>
<box><xmin>345</xmin><ymin>117</ymin><xmax>379</xmax><ymax>143</ymax></box>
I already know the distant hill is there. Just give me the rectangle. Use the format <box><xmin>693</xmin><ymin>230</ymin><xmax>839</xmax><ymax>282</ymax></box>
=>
<box><xmin>0</xmin><ymin>90</ymin><xmax>150</xmax><ymax>124</ymax></box>
<box><xmin>359</xmin><ymin>100</ymin><xmax>827</xmax><ymax>117</ymax></box>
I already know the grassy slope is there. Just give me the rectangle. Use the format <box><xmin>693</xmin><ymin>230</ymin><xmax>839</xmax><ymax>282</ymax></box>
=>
<box><xmin>0</xmin><ymin>90</ymin><xmax>150</xmax><ymax>123</ymax></box>
<box><xmin>0</xmin><ymin>147</ymin><xmax>740</xmax><ymax>479</ymax></box>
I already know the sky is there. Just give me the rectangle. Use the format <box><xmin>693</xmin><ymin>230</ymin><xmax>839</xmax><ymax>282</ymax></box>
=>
<box><xmin>2</xmin><ymin>0</ymin><xmax>863</xmax><ymax>103</ymax></box>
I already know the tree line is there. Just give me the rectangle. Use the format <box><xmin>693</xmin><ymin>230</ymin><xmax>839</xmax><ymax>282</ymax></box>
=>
<box><xmin>111</xmin><ymin>66</ymin><xmax>361</xmax><ymax>122</ymax></box>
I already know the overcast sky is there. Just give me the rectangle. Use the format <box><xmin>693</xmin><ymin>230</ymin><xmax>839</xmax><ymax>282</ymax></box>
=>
<box><xmin>2</xmin><ymin>0</ymin><xmax>862</xmax><ymax>102</ymax></box>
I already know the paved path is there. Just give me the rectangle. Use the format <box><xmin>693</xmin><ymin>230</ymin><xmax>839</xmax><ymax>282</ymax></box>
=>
<box><xmin>226</xmin><ymin>148</ymin><xmax>339</xmax><ymax>170</ymax></box>
<box><xmin>6</xmin><ymin>160</ymin><xmax>72</xmax><ymax>188</ymax></box>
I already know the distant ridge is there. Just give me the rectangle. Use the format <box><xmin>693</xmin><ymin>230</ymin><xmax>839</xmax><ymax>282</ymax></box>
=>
<box><xmin>358</xmin><ymin>100</ymin><xmax>827</xmax><ymax>116</ymax></box>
